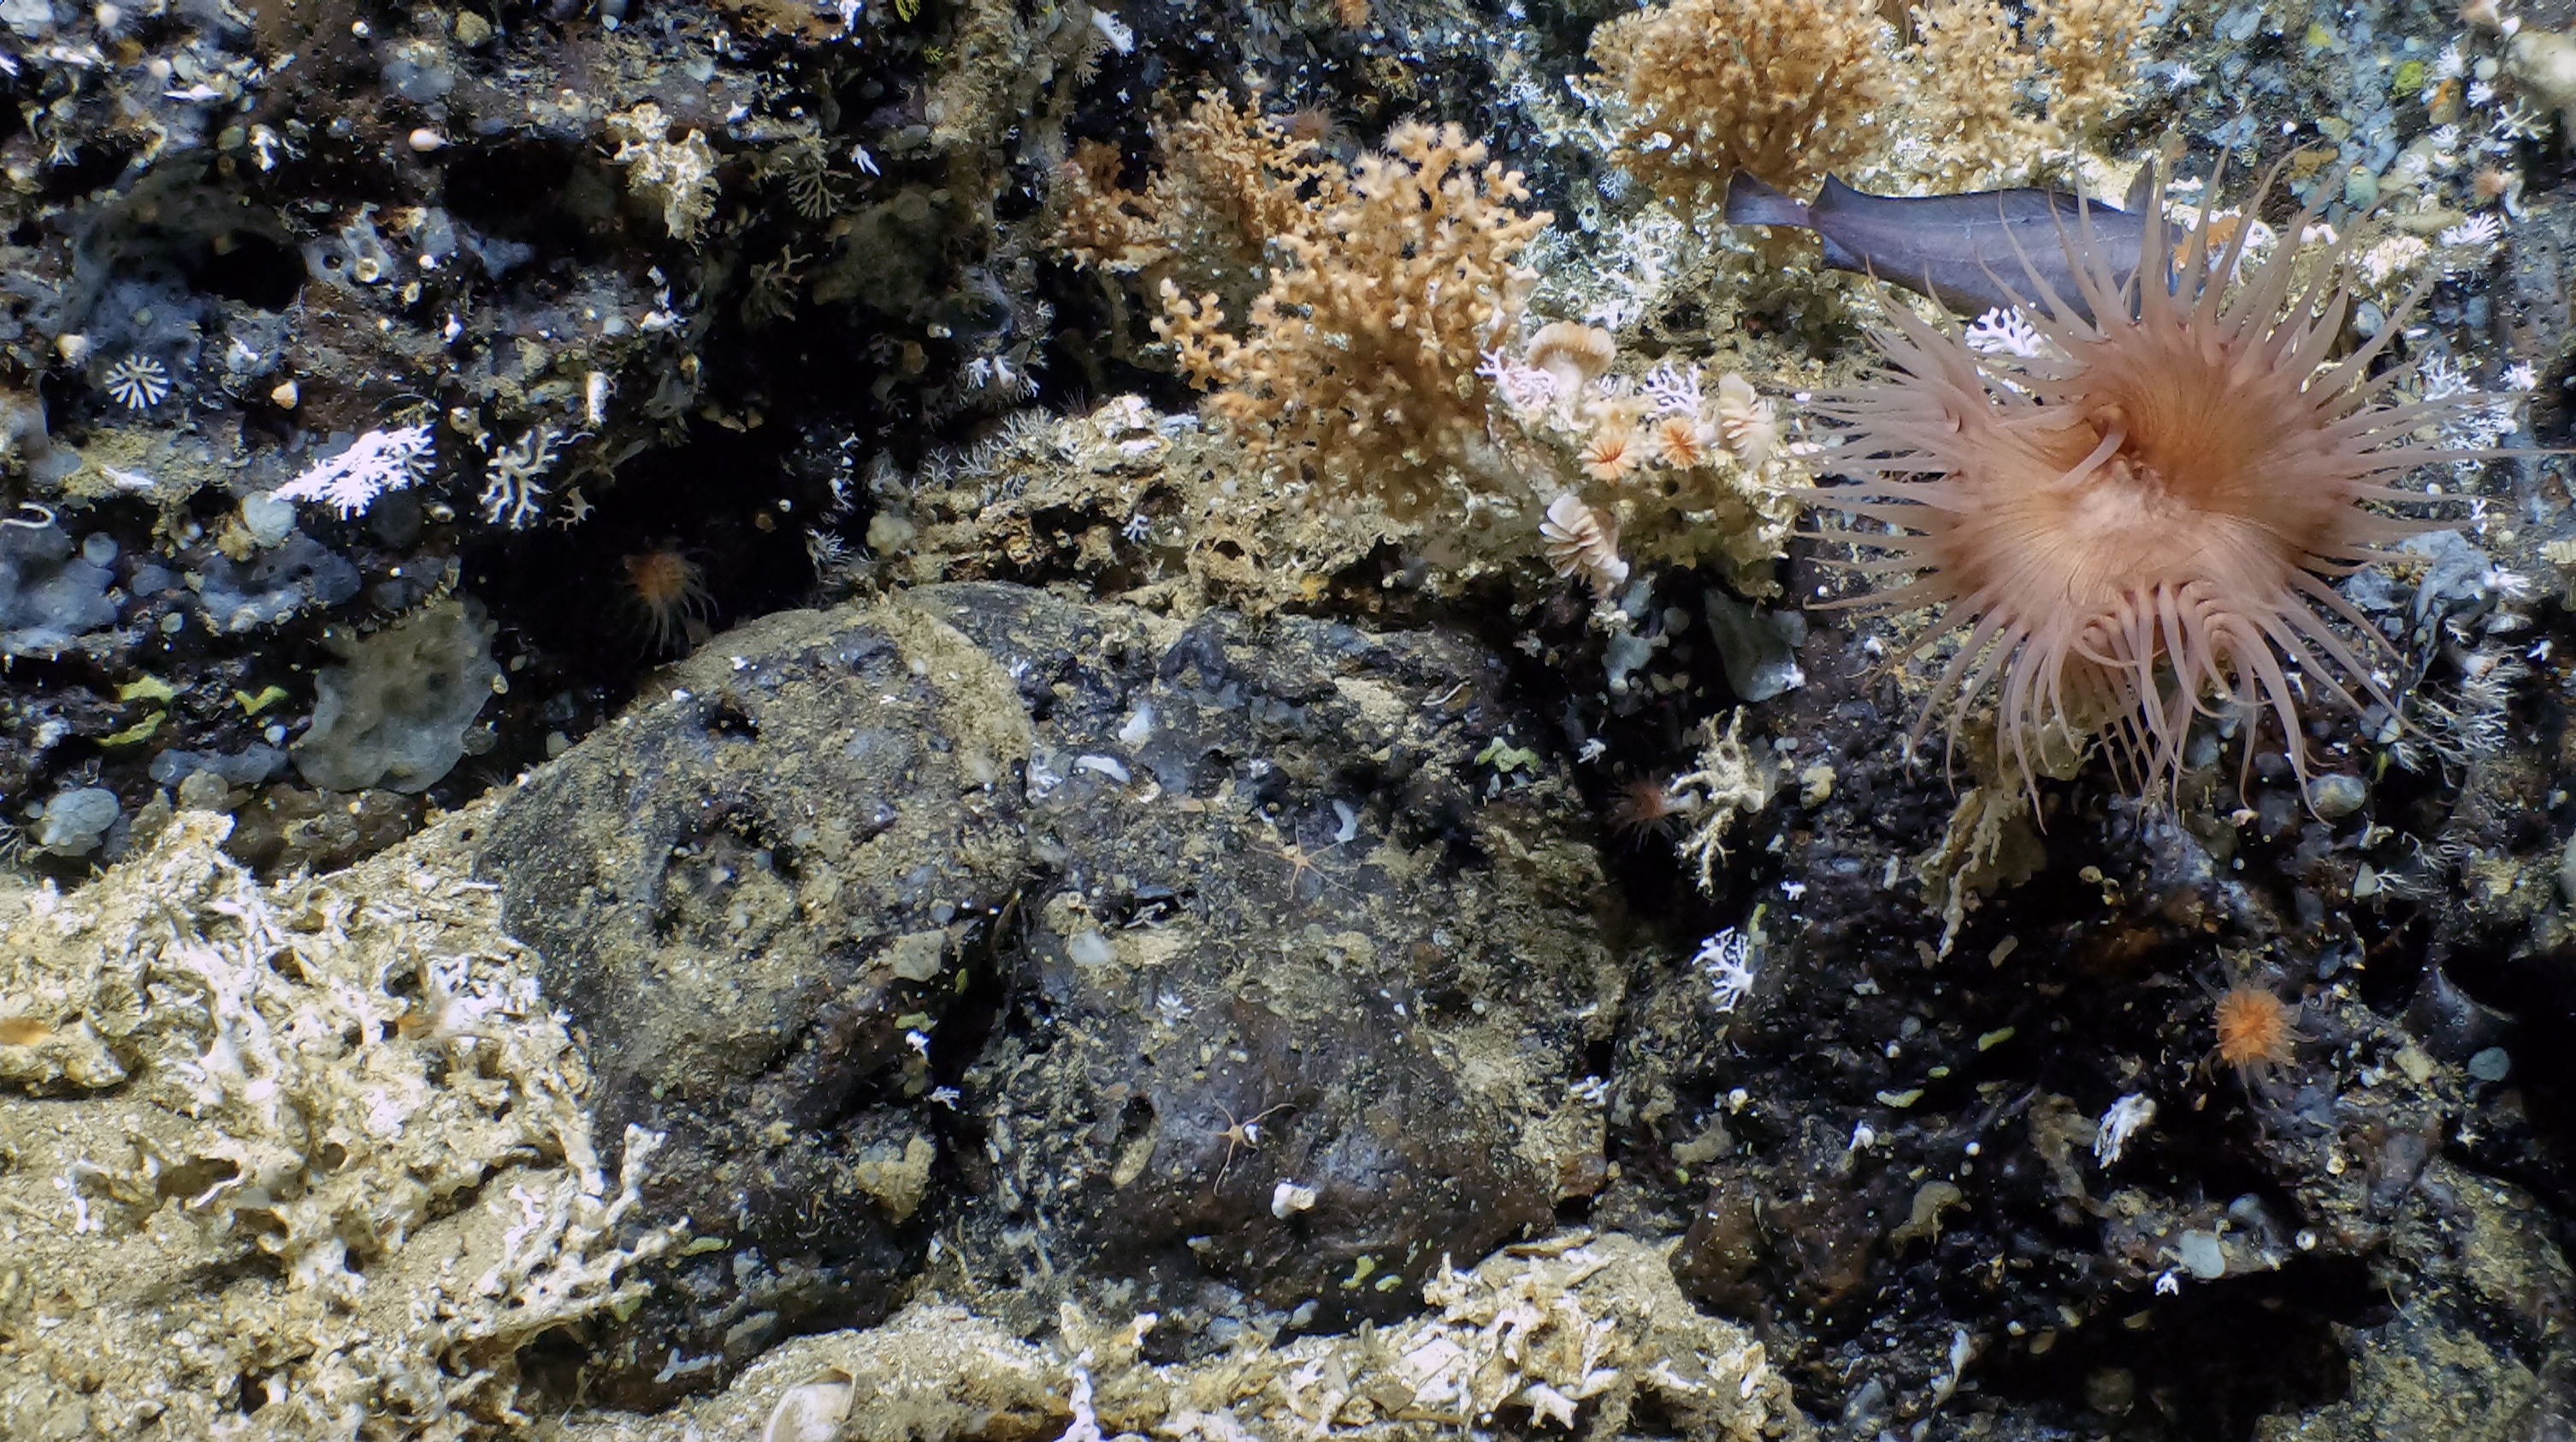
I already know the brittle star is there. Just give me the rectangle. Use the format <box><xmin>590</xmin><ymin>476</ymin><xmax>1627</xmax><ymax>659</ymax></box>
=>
<box><xmin>1212</xmin><ymin>1099</ymin><xmax>1293</xmax><ymax>1193</ymax></box>
<box><xmin>1250</xmin><ymin>819</ymin><xmax>1348</xmax><ymax>904</ymax></box>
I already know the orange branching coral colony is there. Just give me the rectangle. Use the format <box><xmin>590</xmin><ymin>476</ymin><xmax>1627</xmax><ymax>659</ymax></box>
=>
<box><xmin>1816</xmin><ymin>167</ymin><xmax>2498</xmax><ymax>801</ymax></box>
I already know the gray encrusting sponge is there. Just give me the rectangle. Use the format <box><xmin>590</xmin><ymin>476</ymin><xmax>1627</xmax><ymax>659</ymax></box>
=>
<box><xmin>0</xmin><ymin>522</ymin><xmax>120</xmax><ymax>658</ymax></box>
<box><xmin>292</xmin><ymin>597</ymin><xmax>501</xmax><ymax>793</ymax></box>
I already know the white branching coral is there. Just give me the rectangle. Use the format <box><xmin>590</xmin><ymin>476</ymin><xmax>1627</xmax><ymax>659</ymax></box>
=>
<box><xmin>273</xmin><ymin>423</ymin><xmax>436</xmax><ymax>517</ymax></box>
<box><xmin>1963</xmin><ymin>306</ymin><xmax>2053</xmax><ymax>358</ymax></box>
<box><xmin>1328</xmin><ymin>1238</ymin><xmax>1791</xmax><ymax>1433</ymax></box>
<box><xmin>1693</xmin><ymin>926</ymin><xmax>1759</xmax><ymax>1014</ymax></box>
<box><xmin>0</xmin><ymin>810</ymin><xmax>685</xmax><ymax>1439</ymax></box>
<box><xmin>465</xmin><ymin>1123</ymin><xmax>672</xmax><ymax>1353</ymax></box>
<box><xmin>607</xmin><ymin>102</ymin><xmax>721</xmax><ymax>244</ymax></box>
<box><xmin>1030</xmin><ymin>1232</ymin><xmax>1793</xmax><ymax>1438</ymax></box>
<box><xmin>481</xmin><ymin>426</ymin><xmax>564</xmax><ymax>528</ymax></box>
<box><xmin>1669</xmin><ymin>711</ymin><xmax>1781</xmax><ymax>892</ymax></box>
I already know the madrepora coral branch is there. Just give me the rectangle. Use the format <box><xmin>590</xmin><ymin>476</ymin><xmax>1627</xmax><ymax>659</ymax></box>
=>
<box><xmin>1049</xmin><ymin>0</ymin><xmax>2145</xmax><ymax>595</ymax></box>
<box><xmin>1591</xmin><ymin>0</ymin><xmax>2152</xmax><ymax>197</ymax></box>
<box><xmin>1152</xmin><ymin>119</ymin><xmax>1550</xmax><ymax>523</ymax></box>
<box><xmin>1055</xmin><ymin>95</ymin><xmax>1805</xmax><ymax>596</ymax></box>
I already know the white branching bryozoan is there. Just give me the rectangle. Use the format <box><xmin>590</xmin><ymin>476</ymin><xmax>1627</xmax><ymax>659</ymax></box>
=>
<box><xmin>273</xmin><ymin>424</ymin><xmax>437</xmax><ymax>517</ymax></box>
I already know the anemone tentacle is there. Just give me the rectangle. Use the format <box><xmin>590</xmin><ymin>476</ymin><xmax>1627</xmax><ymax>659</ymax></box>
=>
<box><xmin>1813</xmin><ymin>162</ymin><xmax>2507</xmax><ymax>802</ymax></box>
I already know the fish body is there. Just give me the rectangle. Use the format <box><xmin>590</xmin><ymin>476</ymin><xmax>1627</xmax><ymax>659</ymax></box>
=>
<box><xmin>1724</xmin><ymin>172</ymin><xmax>2150</xmax><ymax>322</ymax></box>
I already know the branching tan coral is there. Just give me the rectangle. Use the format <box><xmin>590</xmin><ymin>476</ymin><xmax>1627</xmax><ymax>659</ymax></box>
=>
<box><xmin>1906</xmin><ymin>0</ymin><xmax>2048</xmax><ymax>185</ymax></box>
<box><xmin>1592</xmin><ymin>0</ymin><xmax>2153</xmax><ymax>198</ymax></box>
<box><xmin>1052</xmin><ymin>139</ymin><xmax>1174</xmax><ymax>273</ymax></box>
<box><xmin>1153</xmin><ymin>121</ymin><xmax>1550</xmax><ymax>522</ymax></box>
<box><xmin>1049</xmin><ymin>94</ymin><xmax>1343</xmax><ymax>287</ymax></box>
<box><xmin>1048</xmin><ymin>103</ymin><xmax>1805</xmax><ymax>594</ymax></box>
<box><xmin>2034</xmin><ymin>0</ymin><xmax>2154</xmax><ymax>137</ymax></box>
<box><xmin>1588</xmin><ymin>0</ymin><xmax>1900</xmax><ymax>201</ymax></box>
<box><xmin>1157</xmin><ymin>96</ymin><xmax>1347</xmax><ymax>258</ymax></box>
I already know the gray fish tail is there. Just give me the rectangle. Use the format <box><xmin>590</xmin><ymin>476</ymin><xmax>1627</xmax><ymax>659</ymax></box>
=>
<box><xmin>1723</xmin><ymin>172</ymin><xmax>1811</xmax><ymax>231</ymax></box>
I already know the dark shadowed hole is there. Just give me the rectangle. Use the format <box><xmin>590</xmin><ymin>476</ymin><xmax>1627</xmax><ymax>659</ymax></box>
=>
<box><xmin>1976</xmin><ymin>1254</ymin><xmax>2379</xmax><ymax>1439</ymax></box>
<box><xmin>192</xmin><ymin>233</ymin><xmax>306</xmax><ymax>310</ymax></box>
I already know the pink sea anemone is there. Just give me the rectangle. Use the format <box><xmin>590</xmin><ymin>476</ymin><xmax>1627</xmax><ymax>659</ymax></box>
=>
<box><xmin>1812</xmin><ymin>163</ymin><xmax>2502</xmax><ymax>801</ymax></box>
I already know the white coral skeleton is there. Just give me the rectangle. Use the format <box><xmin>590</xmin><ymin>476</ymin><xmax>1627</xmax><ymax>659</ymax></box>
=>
<box><xmin>272</xmin><ymin>423</ymin><xmax>436</xmax><ymax>517</ymax></box>
<box><xmin>1</xmin><ymin>813</ymin><xmax>685</xmax><ymax>1433</ymax></box>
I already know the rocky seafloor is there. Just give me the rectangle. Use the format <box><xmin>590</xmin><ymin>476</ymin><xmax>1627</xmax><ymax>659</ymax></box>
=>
<box><xmin>3</xmin><ymin>0</ymin><xmax>2576</xmax><ymax>1435</ymax></box>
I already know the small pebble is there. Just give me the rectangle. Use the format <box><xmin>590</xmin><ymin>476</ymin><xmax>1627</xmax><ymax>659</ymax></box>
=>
<box><xmin>2308</xmin><ymin>772</ymin><xmax>2368</xmax><ymax>819</ymax></box>
<box><xmin>34</xmin><ymin>787</ymin><xmax>121</xmax><ymax>855</ymax></box>
<box><xmin>2176</xmin><ymin>1230</ymin><xmax>2226</xmax><ymax>1279</ymax></box>
<box><xmin>2468</xmin><ymin>1047</ymin><xmax>2512</xmax><ymax>1083</ymax></box>
<box><xmin>239</xmin><ymin>493</ymin><xmax>295</xmax><ymax>547</ymax></box>
<box><xmin>1066</xmin><ymin>929</ymin><xmax>1114</xmax><ymax>967</ymax></box>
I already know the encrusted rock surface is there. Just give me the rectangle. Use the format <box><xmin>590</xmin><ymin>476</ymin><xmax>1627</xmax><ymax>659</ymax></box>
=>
<box><xmin>0</xmin><ymin>809</ymin><xmax>680</xmax><ymax>1439</ymax></box>
<box><xmin>477</xmin><ymin>598</ymin><xmax>1033</xmax><ymax>1402</ymax></box>
<box><xmin>475</xmin><ymin>582</ymin><xmax>1621</xmax><ymax>1396</ymax></box>
<box><xmin>927</xmin><ymin>582</ymin><xmax>1600</xmax><ymax>1334</ymax></box>
<box><xmin>9</xmin><ymin>0</ymin><xmax>2576</xmax><ymax>1429</ymax></box>
<box><xmin>553</xmin><ymin>1232</ymin><xmax>1807</xmax><ymax>1442</ymax></box>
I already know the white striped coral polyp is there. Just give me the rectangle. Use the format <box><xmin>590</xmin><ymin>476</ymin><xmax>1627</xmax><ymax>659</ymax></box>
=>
<box><xmin>1816</xmin><ymin>173</ymin><xmax>2481</xmax><ymax>801</ymax></box>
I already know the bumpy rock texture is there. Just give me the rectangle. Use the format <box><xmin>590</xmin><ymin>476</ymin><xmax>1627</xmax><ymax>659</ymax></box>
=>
<box><xmin>476</xmin><ymin>582</ymin><xmax>1626</xmax><ymax>1398</ymax></box>
<box><xmin>930</xmin><ymin>582</ymin><xmax>1606</xmax><ymax>1333</ymax></box>
<box><xmin>479</xmin><ymin>598</ymin><xmax>1033</xmax><ymax>1401</ymax></box>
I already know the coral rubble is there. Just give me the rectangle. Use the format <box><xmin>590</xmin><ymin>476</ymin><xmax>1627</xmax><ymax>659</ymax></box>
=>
<box><xmin>0</xmin><ymin>810</ymin><xmax>679</xmax><ymax>1439</ymax></box>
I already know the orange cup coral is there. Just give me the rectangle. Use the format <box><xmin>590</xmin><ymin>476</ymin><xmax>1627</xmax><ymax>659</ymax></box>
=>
<box><xmin>2212</xmin><ymin>984</ymin><xmax>2301</xmax><ymax>1074</ymax></box>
